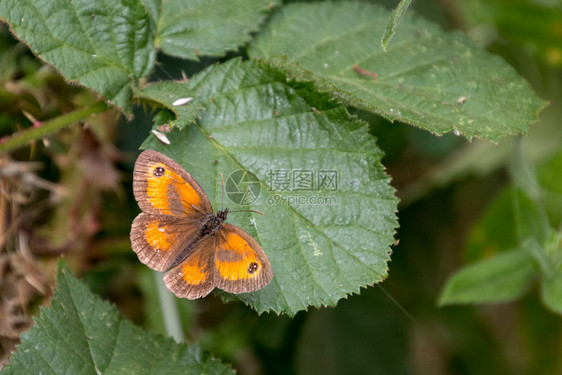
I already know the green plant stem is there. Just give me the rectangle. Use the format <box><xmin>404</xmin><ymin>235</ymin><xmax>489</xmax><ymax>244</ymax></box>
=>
<box><xmin>0</xmin><ymin>101</ymin><xmax>107</xmax><ymax>153</ymax></box>
<box><xmin>509</xmin><ymin>137</ymin><xmax>542</xmax><ymax>199</ymax></box>
<box><xmin>381</xmin><ymin>0</ymin><xmax>413</xmax><ymax>50</ymax></box>
<box><xmin>154</xmin><ymin>271</ymin><xmax>185</xmax><ymax>343</ymax></box>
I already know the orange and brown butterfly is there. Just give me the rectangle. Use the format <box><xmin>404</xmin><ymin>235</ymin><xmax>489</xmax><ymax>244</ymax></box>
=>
<box><xmin>130</xmin><ymin>150</ymin><xmax>273</xmax><ymax>299</ymax></box>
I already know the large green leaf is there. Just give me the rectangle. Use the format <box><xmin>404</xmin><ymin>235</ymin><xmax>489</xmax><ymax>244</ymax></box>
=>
<box><xmin>249</xmin><ymin>1</ymin><xmax>547</xmax><ymax>141</ymax></box>
<box><xmin>438</xmin><ymin>248</ymin><xmax>536</xmax><ymax>305</ymax></box>
<box><xmin>139</xmin><ymin>58</ymin><xmax>398</xmax><ymax>315</ymax></box>
<box><xmin>2</xmin><ymin>259</ymin><xmax>234</xmax><ymax>375</ymax></box>
<box><xmin>149</xmin><ymin>0</ymin><xmax>279</xmax><ymax>60</ymax></box>
<box><xmin>0</xmin><ymin>0</ymin><xmax>156</xmax><ymax>114</ymax></box>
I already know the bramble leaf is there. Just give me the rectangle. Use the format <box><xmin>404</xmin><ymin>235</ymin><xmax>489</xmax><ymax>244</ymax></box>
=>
<box><xmin>250</xmin><ymin>1</ymin><xmax>547</xmax><ymax>141</ymax></box>
<box><xmin>0</xmin><ymin>0</ymin><xmax>156</xmax><ymax>114</ymax></box>
<box><xmin>2</xmin><ymin>259</ymin><xmax>234</xmax><ymax>375</ymax></box>
<box><xmin>140</xmin><ymin>59</ymin><xmax>399</xmax><ymax>315</ymax></box>
<box><xmin>151</xmin><ymin>0</ymin><xmax>279</xmax><ymax>60</ymax></box>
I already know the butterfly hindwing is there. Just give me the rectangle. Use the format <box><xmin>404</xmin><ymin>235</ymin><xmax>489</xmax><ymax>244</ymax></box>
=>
<box><xmin>214</xmin><ymin>223</ymin><xmax>273</xmax><ymax>294</ymax></box>
<box><xmin>163</xmin><ymin>235</ymin><xmax>217</xmax><ymax>299</ymax></box>
<box><xmin>130</xmin><ymin>212</ymin><xmax>204</xmax><ymax>272</ymax></box>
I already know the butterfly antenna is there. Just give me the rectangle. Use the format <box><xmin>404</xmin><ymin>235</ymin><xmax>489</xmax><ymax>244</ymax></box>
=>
<box><xmin>220</xmin><ymin>173</ymin><xmax>224</xmax><ymax>210</ymax></box>
<box><xmin>229</xmin><ymin>209</ymin><xmax>265</xmax><ymax>216</ymax></box>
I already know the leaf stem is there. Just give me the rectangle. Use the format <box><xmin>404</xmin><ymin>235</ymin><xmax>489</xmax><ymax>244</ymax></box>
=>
<box><xmin>154</xmin><ymin>271</ymin><xmax>185</xmax><ymax>343</ymax></box>
<box><xmin>381</xmin><ymin>0</ymin><xmax>413</xmax><ymax>51</ymax></box>
<box><xmin>508</xmin><ymin>137</ymin><xmax>541</xmax><ymax>199</ymax></box>
<box><xmin>0</xmin><ymin>101</ymin><xmax>107</xmax><ymax>153</ymax></box>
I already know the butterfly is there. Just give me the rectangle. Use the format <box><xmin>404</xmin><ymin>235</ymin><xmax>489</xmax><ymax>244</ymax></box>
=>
<box><xmin>130</xmin><ymin>150</ymin><xmax>273</xmax><ymax>299</ymax></box>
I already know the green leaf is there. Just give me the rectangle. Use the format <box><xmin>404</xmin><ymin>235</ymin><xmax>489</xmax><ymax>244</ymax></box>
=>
<box><xmin>140</xmin><ymin>58</ymin><xmax>398</xmax><ymax>315</ymax></box>
<box><xmin>249</xmin><ymin>1</ymin><xmax>547</xmax><ymax>141</ymax></box>
<box><xmin>542</xmin><ymin>274</ymin><xmax>562</xmax><ymax>314</ymax></box>
<box><xmin>465</xmin><ymin>187</ymin><xmax>519</xmax><ymax>260</ymax></box>
<box><xmin>135</xmin><ymin>81</ymin><xmax>203</xmax><ymax>130</ymax></box>
<box><xmin>538</xmin><ymin>150</ymin><xmax>562</xmax><ymax>196</ymax></box>
<box><xmin>438</xmin><ymin>249</ymin><xmax>536</xmax><ymax>305</ymax></box>
<box><xmin>0</xmin><ymin>0</ymin><xmax>156</xmax><ymax>114</ymax></box>
<box><xmin>2</xmin><ymin>259</ymin><xmax>234</xmax><ymax>375</ymax></box>
<box><xmin>537</xmin><ymin>149</ymin><xmax>562</xmax><ymax>226</ymax></box>
<box><xmin>152</xmin><ymin>0</ymin><xmax>279</xmax><ymax>60</ymax></box>
<box><xmin>466</xmin><ymin>187</ymin><xmax>550</xmax><ymax>260</ymax></box>
<box><xmin>381</xmin><ymin>0</ymin><xmax>413</xmax><ymax>51</ymax></box>
<box><xmin>540</xmin><ymin>230</ymin><xmax>562</xmax><ymax>314</ymax></box>
<box><xmin>524</xmin><ymin>238</ymin><xmax>554</xmax><ymax>279</ymax></box>
<box><xmin>512</xmin><ymin>188</ymin><xmax>551</xmax><ymax>245</ymax></box>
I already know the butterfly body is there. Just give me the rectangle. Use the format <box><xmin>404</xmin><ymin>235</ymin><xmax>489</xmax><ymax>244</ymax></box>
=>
<box><xmin>170</xmin><ymin>209</ymin><xmax>227</xmax><ymax>269</ymax></box>
<box><xmin>130</xmin><ymin>150</ymin><xmax>272</xmax><ymax>299</ymax></box>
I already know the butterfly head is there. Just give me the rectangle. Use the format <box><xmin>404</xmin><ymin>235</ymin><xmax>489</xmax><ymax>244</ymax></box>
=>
<box><xmin>216</xmin><ymin>208</ymin><xmax>229</xmax><ymax>221</ymax></box>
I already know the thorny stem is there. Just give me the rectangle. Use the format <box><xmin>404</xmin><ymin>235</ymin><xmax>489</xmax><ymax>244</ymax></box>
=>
<box><xmin>0</xmin><ymin>101</ymin><xmax>107</xmax><ymax>153</ymax></box>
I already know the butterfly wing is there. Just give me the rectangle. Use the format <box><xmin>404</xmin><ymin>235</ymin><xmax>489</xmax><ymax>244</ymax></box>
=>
<box><xmin>214</xmin><ymin>223</ymin><xmax>273</xmax><ymax>294</ymax></box>
<box><xmin>131</xmin><ymin>150</ymin><xmax>213</xmax><ymax>272</ymax></box>
<box><xmin>133</xmin><ymin>150</ymin><xmax>212</xmax><ymax>217</ymax></box>
<box><xmin>163</xmin><ymin>235</ymin><xmax>218</xmax><ymax>299</ymax></box>
<box><xmin>163</xmin><ymin>223</ymin><xmax>273</xmax><ymax>299</ymax></box>
<box><xmin>130</xmin><ymin>212</ymin><xmax>203</xmax><ymax>272</ymax></box>
<box><xmin>131</xmin><ymin>150</ymin><xmax>272</xmax><ymax>299</ymax></box>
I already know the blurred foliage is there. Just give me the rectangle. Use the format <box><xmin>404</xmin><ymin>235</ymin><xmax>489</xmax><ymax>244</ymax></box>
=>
<box><xmin>2</xmin><ymin>261</ymin><xmax>235</xmax><ymax>375</ymax></box>
<box><xmin>1</xmin><ymin>0</ymin><xmax>562</xmax><ymax>374</ymax></box>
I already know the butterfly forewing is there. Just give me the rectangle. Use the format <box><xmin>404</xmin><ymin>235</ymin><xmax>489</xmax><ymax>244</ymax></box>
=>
<box><xmin>133</xmin><ymin>150</ymin><xmax>212</xmax><ymax>217</ymax></box>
